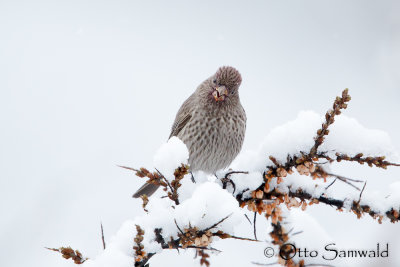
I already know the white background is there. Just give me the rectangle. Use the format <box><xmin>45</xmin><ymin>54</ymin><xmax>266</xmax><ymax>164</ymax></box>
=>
<box><xmin>0</xmin><ymin>1</ymin><xmax>399</xmax><ymax>266</ymax></box>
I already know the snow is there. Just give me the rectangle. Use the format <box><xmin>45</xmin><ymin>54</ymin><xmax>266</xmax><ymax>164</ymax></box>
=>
<box><xmin>321</xmin><ymin>115</ymin><xmax>398</xmax><ymax>160</ymax></box>
<box><xmin>135</xmin><ymin>181</ymin><xmax>244</xmax><ymax>244</ymax></box>
<box><xmin>273</xmin><ymin>172</ymin><xmax>328</xmax><ymax>198</ymax></box>
<box><xmin>356</xmin><ymin>181</ymin><xmax>400</xmax><ymax>213</ymax></box>
<box><xmin>228</xmin><ymin>171</ymin><xmax>264</xmax><ymax>198</ymax></box>
<box><xmin>83</xmin><ymin>139</ymin><xmax>245</xmax><ymax>266</ymax></box>
<box><xmin>83</xmin><ymin>181</ymin><xmax>246</xmax><ymax>266</ymax></box>
<box><xmin>232</xmin><ymin>111</ymin><xmax>321</xmax><ymax>171</ymax></box>
<box><xmin>232</xmin><ymin>110</ymin><xmax>399</xmax><ymax>172</ymax></box>
<box><xmin>83</xmin><ymin>111</ymin><xmax>399</xmax><ymax>267</ymax></box>
<box><xmin>284</xmin><ymin>208</ymin><xmax>336</xmax><ymax>265</ymax></box>
<box><xmin>83</xmin><ymin>221</ymin><xmax>136</xmax><ymax>267</ymax></box>
<box><xmin>153</xmin><ymin>136</ymin><xmax>189</xmax><ymax>181</ymax></box>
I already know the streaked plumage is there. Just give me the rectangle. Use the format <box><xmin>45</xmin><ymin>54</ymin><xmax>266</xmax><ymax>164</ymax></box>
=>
<box><xmin>133</xmin><ymin>66</ymin><xmax>246</xmax><ymax>198</ymax></box>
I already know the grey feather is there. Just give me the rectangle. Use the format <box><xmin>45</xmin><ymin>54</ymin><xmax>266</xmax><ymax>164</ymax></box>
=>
<box><xmin>132</xmin><ymin>183</ymin><xmax>159</xmax><ymax>198</ymax></box>
<box><xmin>169</xmin><ymin>93</ymin><xmax>195</xmax><ymax>139</ymax></box>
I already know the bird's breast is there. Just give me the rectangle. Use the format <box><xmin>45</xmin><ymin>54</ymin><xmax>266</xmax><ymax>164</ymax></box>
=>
<box><xmin>179</xmin><ymin>108</ymin><xmax>246</xmax><ymax>173</ymax></box>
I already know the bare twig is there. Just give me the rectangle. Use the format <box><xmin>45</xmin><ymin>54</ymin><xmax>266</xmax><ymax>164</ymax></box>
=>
<box><xmin>215</xmin><ymin>233</ymin><xmax>259</xmax><ymax>242</ymax></box>
<box><xmin>155</xmin><ymin>168</ymin><xmax>174</xmax><ymax>195</ymax></box>
<box><xmin>331</xmin><ymin>175</ymin><xmax>361</xmax><ymax>191</ymax></box>
<box><xmin>203</xmin><ymin>213</ymin><xmax>233</xmax><ymax>232</ymax></box>
<box><xmin>253</xmin><ymin>212</ymin><xmax>258</xmax><ymax>240</ymax></box>
<box><xmin>100</xmin><ymin>222</ymin><xmax>106</xmax><ymax>250</ymax></box>
<box><xmin>244</xmin><ymin>213</ymin><xmax>252</xmax><ymax>225</ymax></box>
<box><xmin>325</xmin><ymin>178</ymin><xmax>337</xmax><ymax>189</ymax></box>
<box><xmin>224</xmin><ymin>170</ymin><xmax>249</xmax><ymax>176</ymax></box>
<box><xmin>326</xmin><ymin>172</ymin><xmax>363</xmax><ymax>183</ymax></box>
<box><xmin>291</xmin><ymin>231</ymin><xmax>303</xmax><ymax>236</ymax></box>
<box><xmin>174</xmin><ymin>219</ymin><xmax>185</xmax><ymax>235</ymax></box>
<box><xmin>187</xmin><ymin>246</ymin><xmax>222</xmax><ymax>252</ymax></box>
<box><xmin>358</xmin><ymin>182</ymin><xmax>367</xmax><ymax>203</ymax></box>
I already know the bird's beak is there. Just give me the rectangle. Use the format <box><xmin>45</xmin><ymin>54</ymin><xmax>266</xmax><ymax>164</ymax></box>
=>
<box><xmin>212</xmin><ymin>86</ymin><xmax>228</xmax><ymax>102</ymax></box>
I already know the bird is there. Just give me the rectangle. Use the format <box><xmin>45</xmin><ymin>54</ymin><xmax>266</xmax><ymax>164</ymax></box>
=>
<box><xmin>133</xmin><ymin>66</ymin><xmax>246</xmax><ymax>198</ymax></box>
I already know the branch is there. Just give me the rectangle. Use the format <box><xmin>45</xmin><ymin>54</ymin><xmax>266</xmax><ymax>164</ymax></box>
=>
<box><xmin>133</xmin><ymin>217</ymin><xmax>258</xmax><ymax>266</ymax></box>
<box><xmin>310</xmin><ymin>88</ymin><xmax>351</xmax><ymax>156</ymax></box>
<box><xmin>263</xmin><ymin>188</ymin><xmax>399</xmax><ymax>223</ymax></box>
<box><xmin>134</xmin><ymin>225</ymin><xmax>147</xmax><ymax>264</ymax></box>
<box><xmin>46</xmin><ymin>247</ymin><xmax>88</xmax><ymax>264</ymax></box>
<box><xmin>333</xmin><ymin>153</ymin><xmax>400</xmax><ymax>168</ymax></box>
<box><xmin>169</xmin><ymin>164</ymin><xmax>190</xmax><ymax>205</ymax></box>
<box><xmin>101</xmin><ymin>222</ymin><xmax>106</xmax><ymax>250</ymax></box>
<box><xmin>120</xmin><ymin>164</ymin><xmax>189</xmax><ymax>206</ymax></box>
<box><xmin>203</xmin><ymin>213</ymin><xmax>232</xmax><ymax>232</ymax></box>
<box><xmin>269</xmin><ymin>219</ymin><xmax>305</xmax><ymax>267</ymax></box>
<box><xmin>53</xmin><ymin>89</ymin><xmax>400</xmax><ymax>267</ymax></box>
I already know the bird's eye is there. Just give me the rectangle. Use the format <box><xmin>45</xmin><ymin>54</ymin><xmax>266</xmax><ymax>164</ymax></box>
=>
<box><xmin>213</xmin><ymin>79</ymin><xmax>217</xmax><ymax>84</ymax></box>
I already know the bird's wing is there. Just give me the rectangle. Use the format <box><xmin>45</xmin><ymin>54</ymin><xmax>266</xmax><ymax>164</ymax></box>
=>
<box><xmin>168</xmin><ymin>93</ymin><xmax>196</xmax><ymax>139</ymax></box>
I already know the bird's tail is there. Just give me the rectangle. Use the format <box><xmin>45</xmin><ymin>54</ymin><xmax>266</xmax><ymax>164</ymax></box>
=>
<box><xmin>132</xmin><ymin>183</ymin><xmax>160</xmax><ymax>198</ymax></box>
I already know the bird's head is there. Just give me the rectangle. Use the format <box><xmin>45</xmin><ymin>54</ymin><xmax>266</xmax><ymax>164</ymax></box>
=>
<box><xmin>209</xmin><ymin>66</ymin><xmax>242</xmax><ymax>103</ymax></box>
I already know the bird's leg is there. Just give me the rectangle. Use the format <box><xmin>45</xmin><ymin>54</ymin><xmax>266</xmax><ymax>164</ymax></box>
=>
<box><xmin>190</xmin><ymin>171</ymin><xmax>196</xmax><ymax>183</ymax></box>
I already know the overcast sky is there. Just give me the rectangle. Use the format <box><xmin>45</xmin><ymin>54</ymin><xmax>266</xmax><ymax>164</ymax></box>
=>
<box><xmin>0</xmin><ymin>1</ymin><xmax>399</xmax><ymax>267</ymax></box>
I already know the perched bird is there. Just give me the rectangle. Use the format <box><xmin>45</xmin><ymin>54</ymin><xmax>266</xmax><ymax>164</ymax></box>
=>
<box><xmin>133</xmin><ymin>66</ymin><xmax>246</xmax><ymax>198</ymax></box>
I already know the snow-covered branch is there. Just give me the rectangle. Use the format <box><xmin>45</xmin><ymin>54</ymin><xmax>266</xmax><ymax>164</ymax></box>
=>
<box><xmin>50</xmin><ymin>89</ymin><xmax>400</xmax><ymax>267</ymax></box>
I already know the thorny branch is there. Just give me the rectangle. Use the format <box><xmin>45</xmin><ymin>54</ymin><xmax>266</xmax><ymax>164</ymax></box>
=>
<box><xmin>119</xmin><ymin>164</ymin><xmax>189</xmax><ymax>205</ymax></box>
<box><xmin>242</xmin><ymin>187</ymin><xmax>400</xmax><ymax>223</ymax></box>
<box><xmin>51</xmin><ymin>89</ymin><xmax>400</xmax><ymax>267</ymax></box>
<box><xmin>46</xmin><ymin>247</ymin><xmax>88</xmax><ymax>264</ymax></box>
<box><xmin>134</xmin><ymin>225</ymin><xmax>147</xmax><ymax>264</ymax></box>
<box><xmin>269</xmin><ymin>219</ymin><xmax>305</xmax><ymax>267</ymax></box>
<box><xmin>235</xmin><ymin>89</ymin><xmax>400</xmax><ymax>267</ymax></box>
<box><xmin>309</xmin><ymin>89</ymin><xmax>351</xmax><ymax>156</ymax></box>
<box><xmin>134</xmin><ymin>216</ymin><xmax>257</xmax><ymax>267</ymax></box>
